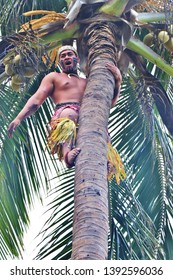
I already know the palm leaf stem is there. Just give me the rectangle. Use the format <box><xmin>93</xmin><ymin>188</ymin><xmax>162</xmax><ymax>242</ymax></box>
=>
<box><xmin>137</xmin><ymin>12</ymin><xmax>167</xmax><ymax>23</ymax></box>
<box><xmin>127</xmin><ymin>37</ymin><xmax>173</xmax><ymax>77</ymax></box>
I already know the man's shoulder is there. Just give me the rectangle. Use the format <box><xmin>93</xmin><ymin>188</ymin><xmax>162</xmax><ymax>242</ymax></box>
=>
<box><xmin>44</xmin><ymin>71</ymin><xmax>65</xmax><ymax>80</ymax></box>
<box><xmin>79</xmin><ymin>76</ymin><xmax>87</xmax><ymax>84</ymax></box>
<box><xmin>47</xmin><ymin>71</ymin><xmax>62</xmax><ymax>76</ymax></box>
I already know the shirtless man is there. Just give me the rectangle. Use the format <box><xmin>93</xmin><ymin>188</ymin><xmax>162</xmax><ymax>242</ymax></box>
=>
<box><xmin>7</xmin><ymin>45</ymin><xmax>122</xmax><ymax>169</ymax></box>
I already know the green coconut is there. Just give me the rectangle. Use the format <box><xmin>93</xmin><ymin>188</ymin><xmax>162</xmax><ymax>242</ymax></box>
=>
<box><xmin>23</xmin><ymin>67</ymin><xmax>36</xmax><ymax>77</ymax></box>
<box><xmin>164</xmin><ymin>37</ymin><xmax>173</xmax><ymax>52</ymax></box>
<box><xmin>13</xmin><ymin>54</ymin><xmax>21</xmax><ymax>65</ymax></box>
<box><xmin>158</xmin><ymin>30</ymin><xmax>170</xmax><ymax>43</ymax></box>
<box><xmin>2</xmin><ymin>55</ymin><xmax>14</xmax><ymax>65</ymax></box>
<box><xmin>143</xmin><ymin>33</ymin><xmax>154</xmax><ymax>47</ymax></box>
<box><xmin>5</xmin><ymin>64</ymin><xmax>15</xmax><ymax>76</ymax></box>
<box><xmin>11</xmin><ymin>81</ymin><xmax>21</xmax><ymax>92</ymax></box>
<box><xmin>11</xmin><ymin>74</ymin><xmax>23</xmax><ymax>85</ymax></box>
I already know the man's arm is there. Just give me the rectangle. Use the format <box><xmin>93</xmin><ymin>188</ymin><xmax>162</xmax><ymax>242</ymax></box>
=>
<box><xmin>105</xmin><ymin>63</ymin><xmax>122</xmax><ymax>107</ymax></box>
<box><xmin>7</xmin><ymin>74</ymin><xmax>54</xmax><ymax>138</ymax></box>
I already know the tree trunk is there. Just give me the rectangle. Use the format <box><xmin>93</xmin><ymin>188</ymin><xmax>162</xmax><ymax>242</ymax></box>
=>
<box><xmin>71</xmin><ymin>22</ymin><xmax>119</xmax><ymax>260</ymax></box>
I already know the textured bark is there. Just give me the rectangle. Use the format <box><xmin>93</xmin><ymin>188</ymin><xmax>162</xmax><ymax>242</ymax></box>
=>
<box><xmin>71</xmin><ymin>22</ymin><xmax>119</xmax><ymax>260</ymax></box>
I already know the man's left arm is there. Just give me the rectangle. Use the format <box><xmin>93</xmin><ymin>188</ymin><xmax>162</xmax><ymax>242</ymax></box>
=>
<box><xmin>105</xmin><ymin>63</ymin><xmax>122</xmax><ymax>107</ymax></box>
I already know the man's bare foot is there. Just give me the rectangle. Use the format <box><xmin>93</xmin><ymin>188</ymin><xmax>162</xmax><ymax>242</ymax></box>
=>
<box><xmin>107</xmin><ymin>161</ymin><xmax>116</xmax><ymax>180</ymax></box>
<box><xmin>64</xmin><ymin>148</ymin><xmax>81</xmax><ymax>168</ymax></box>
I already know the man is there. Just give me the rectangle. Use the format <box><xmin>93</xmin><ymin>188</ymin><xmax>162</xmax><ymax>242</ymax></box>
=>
<box><xmin>7</xmin><ymin>45</ymin><xmax>123</xmax><ymax>178</ymax></box>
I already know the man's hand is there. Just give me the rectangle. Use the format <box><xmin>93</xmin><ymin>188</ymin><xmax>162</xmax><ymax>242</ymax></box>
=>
<box><xmin>106</xmin><ymin>63</ymin><xmax>122</xmax><ymax>107</ymax></box>
<box><xmin>105</xmin><ymin>63</ymin><xmax>122</xmax><ymax>85</ymax></box>
<box><xmin>7</xmin><ymin>118</ymin><xmax>21</xmax><ymax>138</ymax></box>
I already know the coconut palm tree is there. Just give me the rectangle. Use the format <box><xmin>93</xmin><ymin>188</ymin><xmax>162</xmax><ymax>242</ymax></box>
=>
<box><xmin>0</xmin><ymin>0</ymin><xmax>173</xmax><ymax>259</ymax></box>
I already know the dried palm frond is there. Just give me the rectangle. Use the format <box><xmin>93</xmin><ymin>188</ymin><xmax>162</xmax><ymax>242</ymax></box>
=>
<box><xmin>23</xmin><ymin>10</ymin><xmax>58</xmax><ymax>16</ymax></box>
<box><xmin>20</xmin><ymin>11</ymin><xmax>66</xmax><ymax>34</ymax></box>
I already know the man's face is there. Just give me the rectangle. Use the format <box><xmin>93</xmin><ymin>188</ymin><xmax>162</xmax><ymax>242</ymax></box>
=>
<box><xmin>59</xmin><ymin>50</ymin><xmax>78</xmax><ymax>74</ymax></box>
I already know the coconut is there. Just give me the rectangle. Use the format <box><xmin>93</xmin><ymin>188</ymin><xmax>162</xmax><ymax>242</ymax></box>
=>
<box><xmin>11</xmin><ymin>74</ymin><xmax>23</xmax><ymax>85</ymax></box>
<box><xmin>5</xmin><ymin>64</ymin><xmax>15</xmax><ymax>76</ymax></box>
<box><xmin>11</xmin><ymin>81</ymin><xmax>21</xmax><ymax>92</ymax></box>
<box><xmin>23</xmin><ymin>67</ymin><xmax>35</xmax><ymax>77</ymax></box>
<box><xmin>2</xmin><ymin>55</ymin><xmax>14</xmax><ymax>65</ymax></box>
<box><xmin>158</xmin><ymin>31</ymin><xmax>169</xmax><ymax>43</ymax></box>
<box><xmin>38</xmin><ymin>62</ymin><xmax>46</xmax><ymax>72</ymax></box>
<box><xmin>143</xmin><ymin>33</ymin><xmax>154</xmax><ymax>46</ymax></box>
<box><xmin>13</xmin><ymin>54</ymin><xmax>21</xmax><ymax>65</ymax></box>
<box><xmin>164</xmin><ymin>37</ymin><xmax>173</xmax><ymax>52</ymax></box>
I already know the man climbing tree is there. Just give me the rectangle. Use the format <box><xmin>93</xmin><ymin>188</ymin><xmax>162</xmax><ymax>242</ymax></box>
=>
<box><xmin>7</xmin><ymin>45</ymin><xmax>124</xmax><ymax>180</ymax></box>
<box><xmin>1</xmin><ymin>0</ymin><xmax>173</xmax><ymax>260</ymax></box>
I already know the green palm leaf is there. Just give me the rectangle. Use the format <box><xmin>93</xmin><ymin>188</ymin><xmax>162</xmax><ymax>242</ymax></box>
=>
<box><xmin>35</xmin><ymin>170</ymin><xmax>75</xmax><ymax>259</ymax></box>
<box><xmin>0</xmin><ymin>76</ymin><xmax>61</xmax><ymax>258</ymax></box>
<box><xmin>108</xmin><ymin>70</ymin><xmax>173</xmax><ymax>259</ymax></box>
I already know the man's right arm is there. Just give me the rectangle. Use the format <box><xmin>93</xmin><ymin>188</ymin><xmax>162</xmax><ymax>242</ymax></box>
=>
<box><xmin>7</xmin><ymin>74</ymin><xmax>54</xmax><ymax>138</ymax></box>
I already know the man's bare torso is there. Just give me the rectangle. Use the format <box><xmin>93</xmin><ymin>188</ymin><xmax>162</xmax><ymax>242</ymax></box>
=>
<box><xmin>50</xmin><ymin>72</ymin><xmax>87</xmax><ymax>105</ymax></box>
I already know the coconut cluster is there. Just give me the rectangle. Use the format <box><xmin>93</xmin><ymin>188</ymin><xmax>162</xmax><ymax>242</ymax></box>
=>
<box><xmin>2</xmin><ymin>53</ymin><xmax>38</xmax><ymax>92</ymax></box>
<box><xmin>143</xmin><ymin>25</ymin><xmax>173</xmax><ymax>52</ymax></box>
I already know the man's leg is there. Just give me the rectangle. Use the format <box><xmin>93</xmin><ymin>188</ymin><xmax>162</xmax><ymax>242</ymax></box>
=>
<box><xmin>59</xmin><ymin>107</ymin><xmax>80</xmax><ymax>168</ymax></box>
<box><xmin>63</xmin><ymin>143</ymin><xmax>80</xmax><ymax>168</ymax></box>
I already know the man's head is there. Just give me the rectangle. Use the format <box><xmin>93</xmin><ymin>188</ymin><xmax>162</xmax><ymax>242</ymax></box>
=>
<box><xmin>58</xmin><ymin>45</ymin><xmax>79</xmax><ymax>74</ymax></box>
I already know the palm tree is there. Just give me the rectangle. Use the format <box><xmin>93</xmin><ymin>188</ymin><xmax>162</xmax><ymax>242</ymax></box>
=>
<box><xmin>0</xmin><ymin>0</ymin><xmax>173</xmax><ymax>259</ymax></box>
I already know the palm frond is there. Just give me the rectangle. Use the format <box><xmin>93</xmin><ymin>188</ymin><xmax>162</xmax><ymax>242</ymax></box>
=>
<box><xmin>108</xmin><ymin>71</ymin><xmax>173</xmax><ymax>259</ymax></box>
<box><xmin>35</xmin><ymin>169</ymin><xmax>75</xmax><ymax>260</ymax></box>
<box><xmin>108</xmin><ymin>179</ymin><xmax>162</xmax><ymax>259</ymax></box>
<box><xmin>124</xmin><ymin>49</ymin><xmax>173</xmax><ymax>136</ymax></box>
<box><xmin>0</xmin><ymin>0</ymin><xmax>67</xmax><ymax>36</ymax></box>
<box><xmin>0</xmin><ymin>76</ymin><xmax>62</xmax><ymax>258</ymax></box>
